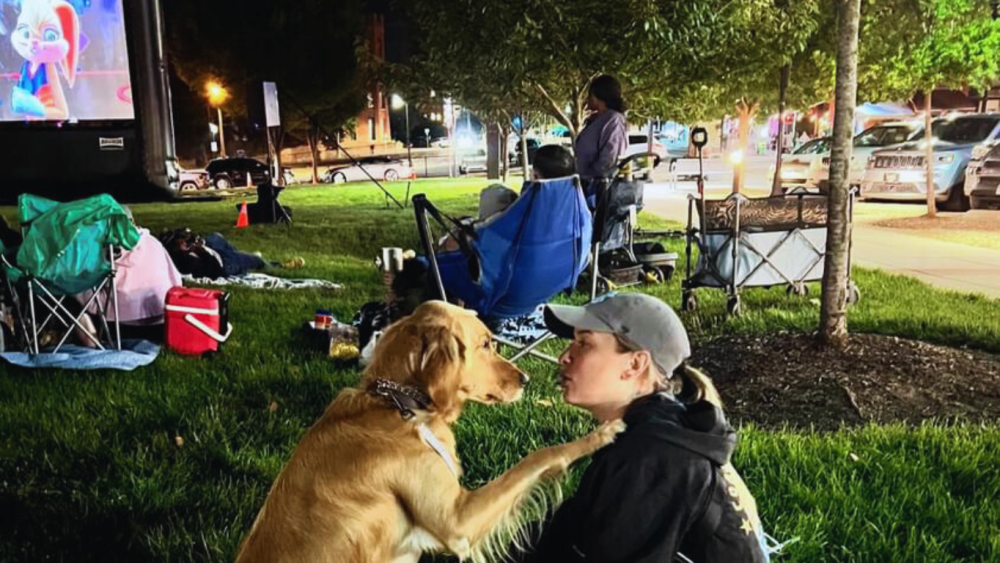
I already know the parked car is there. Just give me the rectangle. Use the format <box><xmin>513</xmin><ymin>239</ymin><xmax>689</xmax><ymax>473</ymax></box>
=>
<box><xmin>814</xmin><ymin>122</ymin><xmax>920</xmax><ymax>190</ymax></box>
<box><xmin>178</xmin><ymin>168</ymin><xmax>210</xmax><ymax>192</ymax></box>
<box><xmin>963</xmin><ymin>142</ymin><xmax>1000</xmax><ymax>209</ymax></box>
<box><xmin>768</xmin><ymin>137</ymin><xmax>831</xmax><ymax>191</ymax></box>
<box><xmin>459</xmin><ymin>149</ymin><xmax>488</xmax><ymax>174</ymax></box>
<box><xmin>624</xmin><ymin>134</ymin><xmax>668</xmax><ymax>161</ymax></box>
<box><xmin>860</xmin><ymin>113</ymin><xmax>1000</xmax><ymax>211</ymax></box>
<box><xmin>322</xmin><ymin>156</ymin><xmax>414</xmax><ymax>183</ymax></box>
<box><xmin>205</xmin><ymin>157</ymin><xmax>271</xmax><ymax>189</ymax></box>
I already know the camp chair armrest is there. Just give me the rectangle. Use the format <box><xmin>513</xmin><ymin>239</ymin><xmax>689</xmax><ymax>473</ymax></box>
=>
<box><xmin>412</xmin><ymin>194</ymin><xmax>482</xmax><ymax>300</ymax></box>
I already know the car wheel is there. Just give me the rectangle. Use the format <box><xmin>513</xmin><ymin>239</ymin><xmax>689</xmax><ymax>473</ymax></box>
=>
<box><xmin>384</xmin><ymin>169</ymin><xmax>399</xmax><ymax>182</ymax></box>
<box><xmin>458</xmin><ymin>166</ymin><xmax>468</xmax><ymax>175</ymax></box>
<box><xmin>331</xmin><ymin>172</ymin><xmax>347</xmax><ymax>184</ymax></box>
<box><xmin>179</xmin><ymin>181</ymin><xmax>198</xmax><ymax>192</ymax></box>
<box><xmin>940</xmin><ymin>184</ymin><xmax>970</xmax><ymax>212</ymax></box>
<box><xmin>214</xmin><ymin>175</ymin><xmax>232</xmax><ymax>189</ymax></box>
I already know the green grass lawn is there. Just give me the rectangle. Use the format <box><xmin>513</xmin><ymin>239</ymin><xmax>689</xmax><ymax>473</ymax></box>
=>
<box><xmin>1</xmin><ymin>179</ymin><xmax>999</xmax><ymax>563</ymax></box>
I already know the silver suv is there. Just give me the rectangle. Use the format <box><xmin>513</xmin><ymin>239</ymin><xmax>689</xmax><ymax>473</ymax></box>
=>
<box><xmin>859</xmin><ymin>113</ymin><xmax>1000</xmax><ymax>211</ymax></box>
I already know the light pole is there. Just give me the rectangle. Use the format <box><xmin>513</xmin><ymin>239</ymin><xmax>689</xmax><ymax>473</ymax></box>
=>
<box><xmin>206</xmin><ymin>81</ymin><xmax>229</xmax><ymax>157</ymax></box>
<box><xmin>392</xmin><ymin>94</ymin><xmax>412</xmax><ymax>167</ymax></box>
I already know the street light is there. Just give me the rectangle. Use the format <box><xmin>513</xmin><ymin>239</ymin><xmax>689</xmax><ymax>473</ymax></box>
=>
<box><xmin>392</xmin><ymin>94</ymin><xmax>412</xmax><ymax>167</ymax></box>
<box><xmin>206</xmin><ymin>81</ymin><xmax>229</xmax><ymax>157</ymax></box>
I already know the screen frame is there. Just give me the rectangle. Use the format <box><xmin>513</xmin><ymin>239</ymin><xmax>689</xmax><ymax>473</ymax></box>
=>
<box><xmin>0</xmin><ymin>0</ymin><xmax>139</xmax><ymax>130</ymax></box>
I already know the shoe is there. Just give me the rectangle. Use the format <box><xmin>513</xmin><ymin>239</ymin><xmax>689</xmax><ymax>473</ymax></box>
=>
<box><xmin>283</xmin><ymin>257</ymin><xmax>305</xmax><ymax>269</ymax></box>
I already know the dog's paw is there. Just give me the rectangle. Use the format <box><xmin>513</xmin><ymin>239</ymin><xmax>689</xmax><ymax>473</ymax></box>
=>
<box><xmin>588</xmin><ymin>419</ymin><xmax>626</xmax><ymax>448</ymax></box>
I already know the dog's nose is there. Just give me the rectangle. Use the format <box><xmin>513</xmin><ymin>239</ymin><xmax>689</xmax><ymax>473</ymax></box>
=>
<box><xmin>519</xmin><ymin>372</ymin><xmax>530</xmax><ymax>386</ymax></box>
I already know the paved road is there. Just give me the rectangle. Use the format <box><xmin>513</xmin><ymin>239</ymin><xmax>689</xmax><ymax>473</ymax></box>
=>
<box><xmin>641</xmin><ymin>182</ymin><xmax>1000</xmax><ymax>299</ymax></box>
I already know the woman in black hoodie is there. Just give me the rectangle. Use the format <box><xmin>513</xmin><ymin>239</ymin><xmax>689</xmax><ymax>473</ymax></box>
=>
<box><xmin>518</xmin><ymin>293</ymin><xmax>769</xmax><ymax>563</ymax></box>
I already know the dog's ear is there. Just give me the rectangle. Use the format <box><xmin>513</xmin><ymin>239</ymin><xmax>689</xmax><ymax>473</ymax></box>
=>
<box><xmin>416</xmin><ymin>325</ymin><xmax>467</xmax><ymax>415</ymax></box>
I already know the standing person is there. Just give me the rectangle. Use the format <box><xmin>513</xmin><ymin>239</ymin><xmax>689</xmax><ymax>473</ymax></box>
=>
<box><xmin>575</xmin><ymin>75</ymin><xmax>628</xmax><ymax>188</ymax></box>
<box><xmin>518</xmin><ymin>293</ymin><xmax>769</xmax><ymax>563</ymax></box>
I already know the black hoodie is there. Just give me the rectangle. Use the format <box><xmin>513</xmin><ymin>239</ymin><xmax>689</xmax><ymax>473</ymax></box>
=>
<box><xmin>518</xmin><ymin>393</ymin><xmax>767</xmax><ymax>563</ymax></box>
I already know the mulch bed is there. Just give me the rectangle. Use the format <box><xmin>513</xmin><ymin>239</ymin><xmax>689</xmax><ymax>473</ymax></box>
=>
<box><xmin>872</xmin><ymin>210</ymin><xmax>1000</xmax><ymax>232</ymax></box>
<box><xmin>691</xmin><ymin>333</ymin><xmax>1000</xmax><ymax>431</ymax></box>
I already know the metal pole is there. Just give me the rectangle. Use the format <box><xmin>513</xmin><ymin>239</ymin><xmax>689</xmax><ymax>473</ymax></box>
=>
<box><xmin>405</xmin><ymin>102</ymin><xmax>412</xmax><ymax>167</ymax></box>
<box><xmin>217</xmin><ymin>107</ymin><xmax>226</xmax><ymax>157</ymax></box>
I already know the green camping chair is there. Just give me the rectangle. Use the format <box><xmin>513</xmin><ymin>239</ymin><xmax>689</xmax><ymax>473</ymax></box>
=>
<box><xmin>0</xmin><ymin>194</ymin><xmax>140</xmax><ymax>354</ymax></box>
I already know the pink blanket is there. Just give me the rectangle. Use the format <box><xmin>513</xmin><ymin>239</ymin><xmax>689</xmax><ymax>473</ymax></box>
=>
<box><xmin>79</xmin><ymin>229</ymin><xmax>183</xmax><ymax>323</ymax></box>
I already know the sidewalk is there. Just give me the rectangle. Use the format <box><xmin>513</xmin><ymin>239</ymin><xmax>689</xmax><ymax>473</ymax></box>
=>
<box><xmin>642</xmin><ymin>184</ymin><xmax>1000</xmax><ymax>299</ymax></box>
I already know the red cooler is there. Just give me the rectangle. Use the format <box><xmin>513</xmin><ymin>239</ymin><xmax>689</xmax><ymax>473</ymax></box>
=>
<box><xmin>164</xmin><ymin>287</ymin><xmax>232</xmax><ymax>355</ymax></box>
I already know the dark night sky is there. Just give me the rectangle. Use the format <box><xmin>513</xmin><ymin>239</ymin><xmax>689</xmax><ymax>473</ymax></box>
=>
<box><xmin>368</xmin><ymin>0</ymin><xmax>413</xmax><ymax>64</ymax></box>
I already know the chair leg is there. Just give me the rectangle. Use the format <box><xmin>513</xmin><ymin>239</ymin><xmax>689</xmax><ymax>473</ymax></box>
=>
<box><xmin>507</xmin><ymin>331</ymin><xmax>556</xmax><ymax>362</ymax></box>
<box><xmin>27</xmin><ymin>281</ymin><xmax>38</xmax><ymax>354</ymax></box>
<box><xmin>494</xmin><ymin>334</ymin><xmax>559</xmax><ymax>364</ymax></box>
<box><xmin>109</xmin><ymin>245</ymin><xmax>121</xmax><ymax>350</ymax></box>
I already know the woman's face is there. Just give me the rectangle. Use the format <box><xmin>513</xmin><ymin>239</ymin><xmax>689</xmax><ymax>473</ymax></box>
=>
<box><xmin>586</xmin><ymin>92</ymin><xmax>606</xmax><ymax>113</ymax></box>
<box><xmin>558</xmin><ymin>330</ymin><xmax>638</xmax><ymax>411</ymax></box>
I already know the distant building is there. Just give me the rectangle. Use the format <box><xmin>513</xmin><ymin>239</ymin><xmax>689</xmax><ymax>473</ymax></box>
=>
<box><xmin>339</xmin><ymin>13</ymin><xmax>393</xmax><ymax>154</ymax></box>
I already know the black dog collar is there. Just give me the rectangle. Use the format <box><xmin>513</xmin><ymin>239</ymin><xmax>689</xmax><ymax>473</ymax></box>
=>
<box><xmin>367</xmin><ymin>379</ymin><xmax>433</xmax><ymax>420</ymax></box>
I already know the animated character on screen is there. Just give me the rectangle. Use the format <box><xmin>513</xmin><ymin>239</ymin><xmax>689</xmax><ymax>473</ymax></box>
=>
<box><xmin>9</xmin><ymin>0</ymin><xmax>80</xmax><ymax>120</ymax></box>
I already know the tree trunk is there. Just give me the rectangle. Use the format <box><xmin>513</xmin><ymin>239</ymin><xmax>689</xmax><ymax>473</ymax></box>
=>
<box><xmin>733</xmin><ymin>99</ymin><xmax>756</xmax><ymax>194</ymax></box>
<box><xmin>501</xmin><ymin>126</ymin><xmax>509</xmax><ymax>183</ymax></box>
<box><xmin>925</xmin><ymin>90</ymin><xmax>937</xmax><ymax>217</ymax></box>
<box><xmin>818</xmin><ymin>0</ymin><xmax>861</xmax><ymax>348</ymax></box>
<box><xmin>307</xmin><ymin>124</ymin><xmax>320</xmax><ymax>184</ymax></box>
<box><xmin>520</xmin><ymin>109</ymin><xmax>531</xmax><ymax>179</ymax></box>
<box><xmin>771</xmin><ymin>64</ymin><xmax>791</xmax><ymax>196</ymax></box>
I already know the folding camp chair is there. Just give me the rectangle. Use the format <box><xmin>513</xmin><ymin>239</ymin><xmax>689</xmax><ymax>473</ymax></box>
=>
<box><xmin>414</xmin><ymin>176</ymin><xmax>592</xmax><ymax>364</ymax></box>
<box><xmin>0</xmin><ymin>194</ymin><xmax>141</xmax><ymax>354</ymax></box>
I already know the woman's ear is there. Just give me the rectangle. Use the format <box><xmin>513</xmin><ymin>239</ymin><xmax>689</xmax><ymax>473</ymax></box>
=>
<box><xmin>623</xmin><ymin>351</ymin><xmax>652</xmax><ymax>381</ymax></box>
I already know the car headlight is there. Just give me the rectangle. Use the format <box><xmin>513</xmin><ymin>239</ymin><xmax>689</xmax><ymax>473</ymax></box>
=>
<box><xmin>971</xmin><ymin>144</ymin><xmax>993</xmax><ymax>160</ymax></box>
<box><xmin>936</xmin><ymin>154</ymin><xmax>955</xmax><ymax>164</ymax></box>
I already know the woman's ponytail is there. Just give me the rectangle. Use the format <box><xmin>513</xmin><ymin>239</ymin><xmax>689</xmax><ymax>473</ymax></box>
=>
<box><xmin>677</xmin><ymin>364</ymin><xmax>722</xmax><ymax>409</ymax></box>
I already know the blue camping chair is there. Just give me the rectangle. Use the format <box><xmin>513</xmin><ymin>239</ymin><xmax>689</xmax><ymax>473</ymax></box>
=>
<box><xmin>413</xmin><ymin>176</ymin><xmax>592</xmax><ymax>361</ymax></box>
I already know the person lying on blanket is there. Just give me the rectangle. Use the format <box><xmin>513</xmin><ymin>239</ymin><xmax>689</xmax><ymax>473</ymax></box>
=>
<box><xmin>158</xmin><ymin>229</ymin><xmax>305</xmax><ymax>279</ymax></box>
<box><xmin>517</xmin><ymin>293</ymin><xmax>770</xmax><ymax>563</ymax></box>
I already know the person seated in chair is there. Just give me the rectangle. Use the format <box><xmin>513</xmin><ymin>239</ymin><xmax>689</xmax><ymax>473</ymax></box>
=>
<box><xmin>441</xmin><ymin>144</ymin><xmax>577</xmax><ymax>251</ymax></box>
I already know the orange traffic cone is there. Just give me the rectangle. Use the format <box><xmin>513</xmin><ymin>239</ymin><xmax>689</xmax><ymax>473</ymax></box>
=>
<box><xmin>236</xmin><ymin>201</ymin><xmax>249</xmax><ymax>228</ymax></box>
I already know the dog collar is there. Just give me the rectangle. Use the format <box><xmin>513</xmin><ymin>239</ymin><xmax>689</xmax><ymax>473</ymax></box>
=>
<box><xmin>367</xmin><ymin>378</ymin><xmax>433</xmax><ymax>420</ymax></box>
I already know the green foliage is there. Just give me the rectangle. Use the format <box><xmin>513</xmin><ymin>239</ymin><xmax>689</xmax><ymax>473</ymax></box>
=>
<box><xmin>859</xmin><ymin>0</ymin><xmax>1000</xmax><ymax>100</ymax></box>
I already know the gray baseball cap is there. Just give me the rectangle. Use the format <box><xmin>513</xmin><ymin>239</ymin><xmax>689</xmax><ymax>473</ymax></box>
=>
<box><xmin>544</xmin><ymin>294</ymin><xmax>691</xmax><ymax>376</ymax></box>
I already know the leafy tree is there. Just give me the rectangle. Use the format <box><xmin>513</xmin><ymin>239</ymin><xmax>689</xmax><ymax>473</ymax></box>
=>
<box><xmin>401</xmin><ymin>0</ymin><xmax>732</xmax><ymax>142</ymax></box>
<box><xmin>667</xmin><ymin>0</ymin><xmax>830</xmax><ymax>193</ymax></box>
<box><xmin>858</xmin><ymin>0</ymin><xmax>1000</xmax><ymax>215</ymax></box>
<box><xmin>164</xmin><ymin>0</ymin><xmax>368</xmax><ymax>181</ymax></box>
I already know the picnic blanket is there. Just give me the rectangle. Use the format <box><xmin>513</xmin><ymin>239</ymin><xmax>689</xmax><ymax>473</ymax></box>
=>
<box><xmin>1</xmin><ymin>339</ymin><xmax>160</xmax><ymax>371</ymax></box>
<box><xmin>184</xmin><ymin>273</ymin><xmax>342</xmax><ymax>291</ymax></box>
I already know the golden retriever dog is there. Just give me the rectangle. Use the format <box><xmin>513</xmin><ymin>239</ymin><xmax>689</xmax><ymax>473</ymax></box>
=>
<box><xmin>235</xmin><ymin>300</ymin><xmax>623</xmax><ymax>563</ymax></box>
